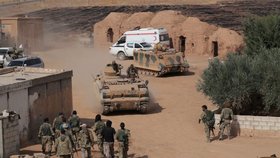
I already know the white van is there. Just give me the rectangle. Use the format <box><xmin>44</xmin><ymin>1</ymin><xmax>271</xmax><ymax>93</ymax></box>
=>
<box><xmin>111</xmin><ymin>27</ymin><xmax>170</xmax><ymax>59</ymax></box>
<box><xmin>113</xmin><ymin>28</ymin><xmax>170</xmax><ymax>46</ymax></box>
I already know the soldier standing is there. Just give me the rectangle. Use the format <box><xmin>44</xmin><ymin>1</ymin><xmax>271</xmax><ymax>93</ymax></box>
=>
<box><xmin>102</xmin><ymin>120</ymin><xmax>116</xmax><ymax>158</ymax></box>
<box><xmin>116</xmin><ymin>122</ymin><xmax>130</xmax><ymax>158</ymax></box>
<box><xmin>53</xmin><ymin>112</ymin><xmax>64</xmax><ymax>139</ymax></box>
<box><xmin>199</xmin><ymin>105</ymin><xmax>215</xmax><ymax>143</ymax></box>
<box><xmin>219</xmin><ymin>101</ymin><xmax>234</xmax><ymax>140</ymax></box>
<box><xmin>126</xmin><ymin>64</ymin><xmax>138</xmax><ymax>79</ymax></box>
<box><xmin>61</xmin><ymin>123</ymin><xmax>76</xmax><ymax>152</ymax></box>
<box><xmin>38</xmin><ymin>118</ymin><xmax>54</xmax><ymax>156</ymax></box>
<box><xmin>68</xmin><ymin>110</ymin><xmax>80</xmax><ymax>146</ymax></box>
<box><xmin>79</xmin><ymin>123</ymin><xmax>94</xmax><ymax>158</ymax></box>
<box><xmin>92</xmin><ymin>114</ymin><xmax>105</xmax><ymax>153</ymax></box>
<box><xmin>55</xmin><ymin>129</ymin><xmax>73</xmax><ymax>158</ymax></box>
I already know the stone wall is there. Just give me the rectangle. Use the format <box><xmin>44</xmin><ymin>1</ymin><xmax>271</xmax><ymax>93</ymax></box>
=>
<box><xmin>215</xmin><ymin>114</ymin><xmax>280</xmax><ymax>136</ymax></box>
<box><xmin>0</xmin><ymin>114</ymin><xmax>20</xmax><ymax>158</ymax></box>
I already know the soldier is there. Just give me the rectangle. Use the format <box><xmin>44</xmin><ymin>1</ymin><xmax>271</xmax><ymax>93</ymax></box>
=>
<box><xmin>219</xmin><ymin>101</ymin><xmax>234</xmax><ymax>140</ymax></box>
<box><xmin>53</xmin><ymin>112</ymin><xmax>64</xmax><ymax>139</ymax></box>
<box><xmin>55</xmin><ymin>129</ymin><xmax>73</xmax><ymax>158</ymax></box>
<box><xmin>199</xmin><ymin>105</ymin><xmax>215</xmax><ymax>143</ymax></box>
<box><xmin>38</xmin><ymin>118</ymin><xmax>54</xmax><ymax>156</ymax></box>
<box><xmin>68</xmin><ymin>110</ymin><xmax>80</xmax><ymax>146</ymax></box>
<box><xmin>112</xmin><ymin>60</ymin><xmax>120</xmax><ymax>74</ymax></box>
<box><xmin>92</xmin><ymin>114</ymin><xmax>105</xmax><ymax>154</ymax></box>
<box><xmin>116</xmin><ymin>122</ymin><xmax>130</xmax><ymax>158</ymax></box>
<box><xmin>61</xmin><ymin>123</ymin><xmax>76</xmax><ymax>152</ymax></box>
<box><xmin>101</xmin><ymin>120</ymin><xmax>116</xmax><ymax>158</ymax></box>
<box><xmin>79</xmin><ymin>123</ymin><xmax>94</xmax><ymax>158</ymax></box>
<box><xmin>126</xmin><ymin>64</ymin><xmax>138</xmax><ymax>79</ymax></box>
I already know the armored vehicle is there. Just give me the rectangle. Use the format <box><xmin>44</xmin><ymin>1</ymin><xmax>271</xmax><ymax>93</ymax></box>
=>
<box><xmin>133</xmin><ymin>48</ymin><xmax>189</xmax><ymax>76</ymax></box>
<box><xmin>93</xmin><ymin>63</ymin><xmax>150</xmax><ymax>114</ymax></box>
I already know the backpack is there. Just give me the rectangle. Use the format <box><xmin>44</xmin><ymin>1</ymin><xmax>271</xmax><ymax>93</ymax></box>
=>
<box><xmin>205</xmin><ymin>110</ymin><xmax>215</xmax><ymax>127</ymax></box>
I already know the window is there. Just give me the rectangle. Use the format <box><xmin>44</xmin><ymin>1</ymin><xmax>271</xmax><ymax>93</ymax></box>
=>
<box><xmin>24</xmin><ymin>59</ymin><xmax>33</xmax><ymax>66</ymax></box>
<box><xmin>135</xmin><ymin>43</ymin><xmax>142</xmax><ymax>48</ymax></box>
<box><xmin>33</xmin><ymin>58</ymin><xmax>42</xmax><ymax>65</ymax></box>
<box><xmin>117</xmin><ymin>36</ymin><xmax>126</xmax><ymax>44</ymax></box>
<box><xmin>8</xmin><ymin>61</ymin><xmax>23</xmax><ymax>66</ymax></box>
<box><xmin>107</xmin><ymin>28</ymin><xmax>114</xmax><ymax>42</ymax></box>
<box><xmin>127</xmin><ymin>43</ymin><xmax>133</xmax><ymax>48</ymax></box>
<box><xmin>159</xmin><ymin>34</ymin><xmax>170</xmax><ymax>41</ymax></box>
<box><xmin>140</xmin><ymin>42</ymin><xmax>152</xmax><ymax>48</ymax></box>
<box><xmin>0</xmin><ymin>49</ymin><xmax>7</xmax><ymax>55</ymax></box>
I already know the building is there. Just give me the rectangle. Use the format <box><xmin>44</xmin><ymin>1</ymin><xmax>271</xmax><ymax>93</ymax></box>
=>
<box><xmin>0</xmin><ymin>113</ymin><xmax>20</xmax><ymax>158</ymax></box>
<box><xmin>0</xmin><ymin>17</ymin><xmax>43</xmax><ymax>51</ymax></box>
<box><xmin>93</xmin><ymin>10</ymin><xmax>244</xmax><ymax>58</ymax></box>
<box><xmin>0</xmin><ymin>67</ymin><xmax>73</xmax><ymax>143</ymax></box>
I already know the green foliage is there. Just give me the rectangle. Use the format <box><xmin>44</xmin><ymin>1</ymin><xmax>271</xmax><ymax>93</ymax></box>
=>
<box><xmin>244</xmin><ymin>15</ymin><xmax>280</xmax><ymax>56</ymax></box>
<box><xmin>197</xmin><ymin>54</ymin><xmax>258</xmax><ymax>114</ymax></box>
<box><xmin>252</xmin><ymin>48</ymin><xmax>280</xmax><ymax>114</ymax></box>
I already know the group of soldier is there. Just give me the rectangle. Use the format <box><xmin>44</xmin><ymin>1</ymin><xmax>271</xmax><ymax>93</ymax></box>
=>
<box><xmin>199</xmin><ymin>102</ymin><xmax>234</xmax><ymax>143</ymax></box>
<box><xmin>111</xmin><ymin>60</ymin><xmax>138</xmax><ymax>79</ymax></box>
<box><xmin>38</xmin><ymin>111</ymin><xmax>130</xmax><ymax>158</ymax></box>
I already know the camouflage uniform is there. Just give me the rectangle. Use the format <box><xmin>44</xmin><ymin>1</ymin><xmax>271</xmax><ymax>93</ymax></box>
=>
<box><xmin>126</xmin><ymin>65</ymin><xmax>138</xmax><ymax>78</ymax></box>
<box><xmin>55</xmin><ymin>134</ymin><xmax>73</xmax><ymax>158</ymax></box>
<box><xmin>116</xmin><ymin>128</ymin><xmax>130</xmax><ymax>158</ymax></box>
<box><xmin>92</xmin><ymin>120</ymin><xmax>105</xmax><ymax>153</ymax></box>
<box><xmin>62</xmin><ymin>124</ymin><xmax>76</xmax><ymax>151</ymax></box>
<box><xmin>219</xmin><ymin>107</ymin><xmax>233</xmax><ymax>140</ymax></box>
<box><xmin>38</xmin><ymin>122</ymin><xmax>54</xmax><ymax>154</ymax></box>
<box><xmin>53</xmin><ymin>116</ymin><xmax>64</xmax><ymax>139</ymax></box>
<box><xmin>79</xmin><ymin>127</ymin><xmax>94</xmax><ymax>158</ymax></box>
<box><xmin>68</xmin><ymin>114</ymin><xmax>80</xmax><ymax>146</ymax></box>
<box><xmin>200</xmin><ymin>110</ymin><xmax>215</xmax><ymax>142</ymax></box>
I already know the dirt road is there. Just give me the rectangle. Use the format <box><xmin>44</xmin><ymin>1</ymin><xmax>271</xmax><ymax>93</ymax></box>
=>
<box><xmin>19</xmin><ymin>41</ymin><xmax>280</xmax><ymax>158</ymax></box>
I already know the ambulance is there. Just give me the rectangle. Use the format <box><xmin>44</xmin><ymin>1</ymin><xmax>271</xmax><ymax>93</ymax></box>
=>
<box><xmin>110</xmin><ymin>27</ymin><xmax>170</xmax><ymax>59</ymax></box>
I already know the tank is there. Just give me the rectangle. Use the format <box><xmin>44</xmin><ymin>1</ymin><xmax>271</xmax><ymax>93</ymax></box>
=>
<box><xmin>93</xmin><ymin>63</ymin><xmax>150</xmax><ymax>114</ymax></box>
<box><xmin>133</xmin><ymin>48</ymin><xmax>189</xmax><ymax>76</ymax></box>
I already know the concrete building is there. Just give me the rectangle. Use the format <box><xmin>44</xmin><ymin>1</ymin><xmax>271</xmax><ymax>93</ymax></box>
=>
<box><xmin>93</xmin><ymin>11</ymin><xmax>244</xmax><ymax>58</ymax></box>
<box><xmin>0</xmin><ymin>17</ymin><xmax>43</xmax><ymax>51</ymax></box>
<box><xmin>0</xmin><ymin>113</ymin><xmax>20</xmax><ymax>158</ymax></box>
<box><xmin>0</xmin><ymin>67</ymin><xmax>73</xmax><ymax>143</ymax></box>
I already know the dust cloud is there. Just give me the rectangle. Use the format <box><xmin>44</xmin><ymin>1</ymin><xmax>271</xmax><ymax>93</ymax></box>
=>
<box><xmin>32</xmin><ymin>33</ymin><xmax>115</xmax><ymax>113</ymax></box>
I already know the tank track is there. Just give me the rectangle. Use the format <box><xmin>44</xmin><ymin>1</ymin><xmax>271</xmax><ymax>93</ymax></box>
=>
<box><xmin>137</xmin><ymin>68</ymin><xmax>162</xmax><ymax>77</ymax></box>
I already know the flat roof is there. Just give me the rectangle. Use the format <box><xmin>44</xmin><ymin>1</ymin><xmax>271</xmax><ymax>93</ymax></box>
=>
<box><xmin>0</xmin><ymin>67</ymin><xmax>72</xmax><ymax>94</ymax></box>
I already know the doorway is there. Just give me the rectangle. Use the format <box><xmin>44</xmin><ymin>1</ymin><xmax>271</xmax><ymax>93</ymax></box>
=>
<box><xmin>179</xmin><ymin>36</ymin><xmax>186</xmax><ymax>52</ymax></box>
<box><xmin>169</xmin><ymin>38</ymin><xmax>174</xmax><ymax>48</ymax></box>
<box><xmin>212</xmin><ymin>41</ymin><xmax>218</xmax><ymax>57</ymax></box>
<box><xmin>107</xmin><ymin>28</ymin><xmax>114</xmax><ymax>42</ymax></box>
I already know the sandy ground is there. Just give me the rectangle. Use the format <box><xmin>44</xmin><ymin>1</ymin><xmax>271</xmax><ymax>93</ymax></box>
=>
<box><xmin>18</xmin><ymin>40</ymin><xmax>280</xmax><ymax>158</ymax></box>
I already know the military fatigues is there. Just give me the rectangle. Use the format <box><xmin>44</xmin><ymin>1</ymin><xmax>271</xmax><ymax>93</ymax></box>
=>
<box><xmin>38</xmin><ymin>122</ymin><xmax>54</xmax><ymax>154</ymax></box>
<box><xmin>200</xmin><ymin>110</ymin><xmax>215</xmax><ymax>142</ymax></box>
<box><xmin>116</xmin><ymin>128</ymin><xmax>130</xmax><ymax>158</ymax></box>
<box><xmin>55</xmin><ymin>134</ymin><xmax>73</xmax><ymax>158</ymax></box>
<box><xmin>79</xmin><ymin>128</ymin><xmax>94</xmax><ymax>158</ymax></box>
<box><xmin>92</xmin><ymin>121</ymin><xmax>105</xmax><ymax>153</ymax></box>
<box><xmin>53</xmin><ymin>116</ymin><xmax>64</xmax><ymax>139</ymax></box>
<box><xmin>68</xmin><ymin>115</ymin><xmax>80</xmax><ymax>146</ymax></box>
<box><xmin>127</xmin><ymin>66</ymin><xmax>138</xmax><ymax>78</ymax></box>
<box><xmin>219</xmin><ymin>107</ymin><xmax>234</xmax><ymax>140</ymax></box>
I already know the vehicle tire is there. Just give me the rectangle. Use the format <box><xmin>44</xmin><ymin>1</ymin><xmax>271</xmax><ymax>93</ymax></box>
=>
<box><xmin>117</xmin><ymin>51</ymin><xmax>126</xmax><ymax>60</ymax></box>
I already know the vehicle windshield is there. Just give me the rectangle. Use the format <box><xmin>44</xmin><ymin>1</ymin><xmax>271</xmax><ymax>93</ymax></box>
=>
<box><xmin>159</xmin><ymin>34</ymin><xmax>170</xmax><ymax>41</ymax></box>
<box><xmin>140</xmin><ymin>42</ymin><xmax>152</xmax><ymax>48</ymax></box>
<box><xmin>0</xmin><ymin>49</ymin><xmax>7</xmax><ymax>56</ymax></box>
<box><xmin>8</xmin><ymin>60</ymin><xmax>24</xmax><ymax>66</ymax></box>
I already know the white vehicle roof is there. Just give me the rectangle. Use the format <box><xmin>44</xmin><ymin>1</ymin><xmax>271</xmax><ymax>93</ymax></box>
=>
<box><xmin>124</xmin><ymin>27</ymin><xmax>167</xmax><ymax>35</ymax></box>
